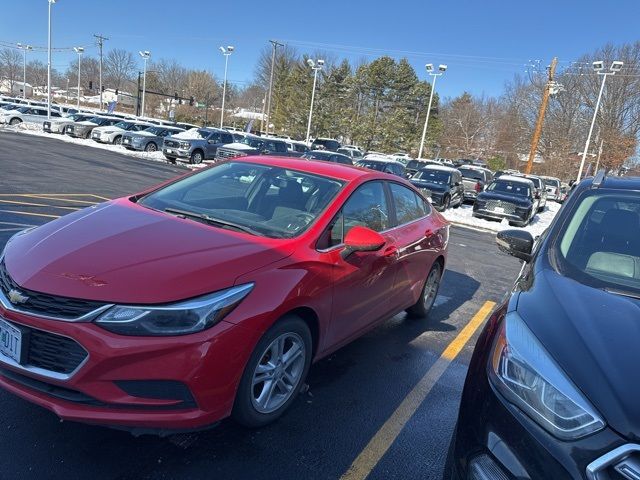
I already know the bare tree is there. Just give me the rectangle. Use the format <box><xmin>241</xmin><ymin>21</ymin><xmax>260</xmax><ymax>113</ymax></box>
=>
<box><xmin>0</xmin><ymin>48</ymin><xmax>22</xmax><ymax>91</ymax></box>
<box><xmin>104</xmin><ymin>49</ymin><xmax>136</xmax><ymax>90</ymax></box>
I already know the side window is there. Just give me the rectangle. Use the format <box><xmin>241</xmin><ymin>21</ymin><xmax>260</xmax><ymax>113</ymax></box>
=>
<box><xmin>390</xmin><ymin>183</ymin><xmax>427</xmax><ymax>225</ymax></box>
<box><xmin>222</xmin><ymin>134</ymin><xmax>233</xmax><ymax>144</ymax></box>
<box><xmin>208</xmin><ymin>133</ymin><xmax>221</xmax><ymax>143</ymax></box>
<box><xmin>274</xmin><ymin>142</ymin><xmax>288</xmax><ymax>153</ymax></box>
<box><xmin>329</xmin><ymin>182</ymin><xmax>390</xmax><ymax>246</ymax></box>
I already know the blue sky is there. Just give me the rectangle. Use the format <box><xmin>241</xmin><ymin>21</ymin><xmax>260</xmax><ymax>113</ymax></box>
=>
<box><xmin>2</xmin><ymin>0</ymin><xmax>639</xmax><ymax>99</ymax></box>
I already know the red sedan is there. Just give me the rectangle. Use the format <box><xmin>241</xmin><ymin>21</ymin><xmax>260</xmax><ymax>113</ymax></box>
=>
<box><xmin>0</xmin><ymin>156</ymin><xmax>449</xmax><ymax>432</ymax></box>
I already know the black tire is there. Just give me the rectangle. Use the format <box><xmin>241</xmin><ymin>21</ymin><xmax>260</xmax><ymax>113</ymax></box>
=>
<box><xmin>144</xmin><ymin>142</ymin><xmax>158</xmax><ymax>152</ymax></box>
<box><xmin>232</xmin><ymin>315</ymin><xmax>312</xmax><ymax>428</ymax></box>
<box><xmin>9</xmin><ymin>118</ymin><xmax>22</xmax><ymax>126</ymax></box>
<box><xmin>61</xmin><ymin>126</ymin><xmax>67</xmax><ymax>135</ymax></box>
<box><xmin>406</xmin><ymin>262</ymin><xmax>443</xmax><ymax>318</ymax></box>
<box><xmin>164</xmin><ymin>156</ymin><xmax>176</xmax><ymax>164</ymax></box>
<box><xmin>190</xmin><ymin>150</ymin><xmax>204</xmax><ymax>164</ymax></box>
<box><xmin>84</xmin><ymin>131</ymin><xmax>91</xmax><ymax>139</ymax></box>
<box><xmin>112</xmin><ymin>135</ymin><xmax>122</xmax><ymax>145</ymax></box>
<box><xmin>436</xmin><ymin>196</ymin><xmax>451</xmax><ymax>212</ymax></box>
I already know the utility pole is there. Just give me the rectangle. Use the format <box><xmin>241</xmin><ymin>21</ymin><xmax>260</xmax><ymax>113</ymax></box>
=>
<box><xmin>266</xmin><ymin>40</ymin><xmax>284</xmax><ymax>135</ymax></box>
<box><xmin>94</xmin><ymin>34</ymin><xmax>109</xmax><ymax>110</ymax></box>
<box><xmin>524</xmin><ymin>57</ymin><xmax>557</xmax><ymax>174</ymax></box>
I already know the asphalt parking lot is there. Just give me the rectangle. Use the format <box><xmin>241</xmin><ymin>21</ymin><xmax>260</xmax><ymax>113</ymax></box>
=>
<box><xmin>0</xmin><ymin>130</ymin><xmax>521</xmax><ymax>480</ymax></box>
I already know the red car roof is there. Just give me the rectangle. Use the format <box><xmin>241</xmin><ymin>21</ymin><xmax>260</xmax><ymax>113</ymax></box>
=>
<box><xmin>234</xmin><ymin>155</ymin><xmax>376</xmax><ymax>183</ymax></box>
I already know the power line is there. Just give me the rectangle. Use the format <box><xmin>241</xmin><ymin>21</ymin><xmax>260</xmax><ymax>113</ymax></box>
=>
<box><xmin>94</xmin><ymin>34</ymin><xmax>109</xmax><ymax>109</ymax></box>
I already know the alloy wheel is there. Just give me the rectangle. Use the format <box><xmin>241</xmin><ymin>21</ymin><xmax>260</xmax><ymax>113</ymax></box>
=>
<box><xmin>250</xmin><ymin>332</ymin><xmax>306</xmax><ymax>414</ymax></box>
<box><xmin>423</xmin><ymin>266</ymin><xmax>441</xmax><ymax>312</ymax></box>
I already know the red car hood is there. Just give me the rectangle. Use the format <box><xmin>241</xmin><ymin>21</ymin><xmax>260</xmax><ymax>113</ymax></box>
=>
<box><xmin>3</xmin><ymin>199</ymin><xmax>295</xmax><ymax>304</ymax></box>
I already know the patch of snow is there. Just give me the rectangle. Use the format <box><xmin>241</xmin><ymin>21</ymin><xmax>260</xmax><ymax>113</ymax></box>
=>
<box><xmin>442</xmin><ymin>201</ymin><xmax>561</xmax><ymax>237</ymax></box>
<box><xmin>171</xmin><ymin>128</ymin><xmax>205</xmax><ymax>140</ymax></box>
<box><xmin>222</xmin><ymin>142</ymin><xmax>255</xmax><ymax>151</ymax></box>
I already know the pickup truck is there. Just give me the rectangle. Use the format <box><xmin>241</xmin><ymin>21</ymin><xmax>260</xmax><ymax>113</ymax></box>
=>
<box><xmin>163</xmin><ymin>128</ymin><xmax>234</xmax><ymax>164</ymax></box>
<box><xmin>215</xmin><ymin>135</ymin><xmax>305</xmax><ymax>161</ymax></box>
<box><xmin>458</xmin><ymin>166</ymin><xmax>493</xmax><ymax>203</ymax></box>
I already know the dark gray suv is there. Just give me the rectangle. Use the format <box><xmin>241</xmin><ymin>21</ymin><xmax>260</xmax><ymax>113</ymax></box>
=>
<box><xmin>163</xmin><ymin>128</ymin><xmax>234</xmax><ymax>164</ymax></box>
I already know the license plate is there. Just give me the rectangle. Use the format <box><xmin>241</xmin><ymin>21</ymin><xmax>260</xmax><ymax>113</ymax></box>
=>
<box><xmin>0</xmin><ymin>318</ymin><xmax>22</xmax><ymax>363</ymax></box>
<box><xmin>166</xmin><ymin>148</ymin><xmax>174</xmax><ymax>153</ymax></box>
<box><xmin>494</xmin><ymin>207</ymin><xmax>505</xmax><ymax>214</ymax></box>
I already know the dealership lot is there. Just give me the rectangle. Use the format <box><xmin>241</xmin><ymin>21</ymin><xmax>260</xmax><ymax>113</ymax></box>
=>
<box><xmin>0</xmin><ymin>131</ymin><xmax>521</xmax><ymax>480</ymax></box>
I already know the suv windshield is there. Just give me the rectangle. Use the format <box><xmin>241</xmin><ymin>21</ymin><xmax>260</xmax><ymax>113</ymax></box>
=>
<box><xmin>139</xmin><ymin>162</ymin><xmax>344</xmax><ymax>239</ymax></box>
<box><xmin>113</xmin><ymin>121</ymin><xmax>133</xmax><ymax>129</ymax></box>
<box><xmin>414</xmin><ymin>170</ymin><xmax>451</xmax><ymax>185</ymax></box>
<box><xmin>240</xmin><ymin>137</ymin><xmax>264</xmax><ymax>149</ymax></box>
<box><xmin>555</xmin><ymin>190</ymin><xmax>640</xmax><ymax>297</ymax></box>
<box><xmin>488</xmin><ymin>180</ymin><xmax>531</xmax><ymax>197</ymax></box>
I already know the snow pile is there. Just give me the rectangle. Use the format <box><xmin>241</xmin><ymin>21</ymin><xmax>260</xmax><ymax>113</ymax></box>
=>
<box><xmin>442</xmin><ymin>201</ymin><xmax>561</xmax><ymax>236</ymax></box>
<box><xmin>171</xmin><ymin>128</ymin><xmax>204</xmax><ymax>140</ymax></box>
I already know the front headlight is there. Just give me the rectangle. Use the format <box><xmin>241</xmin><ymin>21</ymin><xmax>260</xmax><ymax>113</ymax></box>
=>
<box><xmin>180</xmin><ymin>142</ymin><xmax>191</xmax><ymax>149</ymax></box>
<box><xmin>102</xmin><ymin>130</ymin><xmax>114</xmax><ymax>135</ymax></box>
<box><xmin>95</xmin><ymin>283</ymin><xmax>254</xmax><ymax>336</ymax></box>
<box><xmin>489</xmin><ymin>311</ymin><xmax>605</xmax><ymax>440</ymax></box>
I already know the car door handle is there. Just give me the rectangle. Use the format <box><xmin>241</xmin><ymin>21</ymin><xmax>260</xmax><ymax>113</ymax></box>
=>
<box><xmin>383</xmin><ymin>245</ymin><xmax>398</xmax><ymax>258</ymax></box>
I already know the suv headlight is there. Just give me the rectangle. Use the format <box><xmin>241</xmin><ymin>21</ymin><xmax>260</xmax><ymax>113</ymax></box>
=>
<box><xmin>180</xmin><ymin>142</ymin><xmax>191</xmax><ymax>149</ymax></box>
<box><xmin>489</xmin><ymin>311</ymin><xmax>605</xmax><ymax>440</ymax></box>
<box><xmin>95</xmin><ymin>283</ymin><xmax>254</xmax><ymax>336</ymax></box>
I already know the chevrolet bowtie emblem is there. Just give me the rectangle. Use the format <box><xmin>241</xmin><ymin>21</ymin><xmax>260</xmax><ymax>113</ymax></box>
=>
<box><xmin>7</xmin><ymin>289</ymin><xmax>29</xmax><ymax>305</ymax></box>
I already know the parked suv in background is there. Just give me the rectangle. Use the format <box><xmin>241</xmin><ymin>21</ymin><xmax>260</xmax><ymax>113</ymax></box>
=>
<box><xmin>303</xmin><ymin>150</ymin><xmax>353</xmax><ymax>165</ymax></box>
<box><xmin>355</xmin><ymin>159</ymin><xmax>406</xmax><ymax>178</ymax></box>
<box><xmin>410</xmin><ymin>165</ymin><xmax>464</xmax><ymax>211</ymax></box>
<box><xmin>541</xmin><ymin>175</ymin><xmax>562</xmax><ymax>202</ymax></box>
<box><xmin>215</xmin><ymin>135</ymin><xmax>298</xmax><ymax>161</ymax></box>
<box><xmin>458</xmin><ymin>166</ymin><xmax>493</xmax><ymax>202</ymax></box>
<box><xmin>337</xmin><ymin>147</ymin><xmax>364</xmax><ymax>160</ymax></box>
<box><xmin>447</xmin><ymin>172</ymin><xmax>640</xmax><ymax>480</ymax></box>
<box><xmin>310</xmin><ymin>137</ymin><xmax>341</xmax><ymax>151</ymax></box>
<box><xmin>66</xmin><ymin>116</ymin><xmax>121</xmax><ymax>139</ymax></box>
<box><xmin>473</xmin><ymin>175</ymin><xmax>536</xmax><ymax>227</ymax></box>
<box><xmin>163</xmin><ymin>128</ymin><xmax>234</xmax><ymax>164</ymax></box>
<box><xmin>91</xmin><ymin>120</ymin><xmax>152</xmax><ymax>145</ymax></box>
<box><xmin>0</xmin><ymin>106</ymin><xmax>62</xmax><ymax>126</ymax></box>
<box><xmin>122</xmin><ymin>126</ymin><xmax>184</xmax><ymax>152</ymax></box>
<box><xmin>514</xmin><ymin>173</ymin><xmax>547</xmax><ymax>212</ymax></box>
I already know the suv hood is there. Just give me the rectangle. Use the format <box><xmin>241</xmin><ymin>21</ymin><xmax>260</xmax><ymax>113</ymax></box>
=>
<box><xmin>3</xmin><ymin>199</ymin><xmax>295</xmax><ymax>304</ymax></box>
<box><xmin>518</xmin><ymin>267</ymin><xmax>640</xmax><ymax>441</ymax></box>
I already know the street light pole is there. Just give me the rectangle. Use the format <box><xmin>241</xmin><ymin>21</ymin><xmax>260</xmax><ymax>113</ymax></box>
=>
<box><xmin>219</xmin><ymin>46</ymin><xmax>234</xmax><ymax>129</ymax></box>
<box><xmin>576</xmin><ymin>60</ymin><xmax>623</xmax><ymax>182</ymax></box>
<box><xmin>17</xmin><ymin>43</ymin><xmax>32</xmax><ymax>99</ymax></box>
<box><xmin>73</xmin><ymin>47</ymin><xmax>84</xmax><ymax>109</ymax></box>
<box><xmin>47</xmin><ymin>0</ymin><xmax>56</xmax><ymax>118</ymax></box>
<box><xmin>139</xmin><ymin>50</ymin><xmax>151</xmax><ymax>117</ymax></box>
<box><xmin>305</xmin><ymin>58</ymin><xmax>324</xmax><ymax>144</ymax></box>
<box><xmin>266</xmin><ymin>40</ymin><xmax>284</xmax><ymax>135</ymax></box>
<box><xmin>418</xmin><ymin>64</ymin><xmax>447</xmax><ymax>159</ymax></box>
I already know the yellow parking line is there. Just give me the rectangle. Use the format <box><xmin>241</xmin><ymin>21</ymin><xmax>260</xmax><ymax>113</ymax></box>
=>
<box><xmin>341</xmin><ymin>300</ymin><xmax>496</xmax><ymax>480</ymax></box>
<box><xmin>5</xmin><ymin>195</ymin><xmax>100</xmax><ymax>205</ymax></box>
<box><xmin>0</xmin><ymin>199</ymin><xmax>81</xmax><ymax>211</ymax></box>
<box><xmin>0</xmin><ymin>210</ymin><xmax>60</xmax><ymax>219</ymax></box>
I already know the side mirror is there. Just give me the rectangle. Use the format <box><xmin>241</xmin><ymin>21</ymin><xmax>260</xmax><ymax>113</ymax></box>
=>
<box><xmin>341</xmin><ymin>226</ymin><xmax>386</xmax><ymax>259</ymax></box>
<box><xmin>496</xmin><ymin>229</ymin><xmax>534</xmax><ymax>262</ymax></box>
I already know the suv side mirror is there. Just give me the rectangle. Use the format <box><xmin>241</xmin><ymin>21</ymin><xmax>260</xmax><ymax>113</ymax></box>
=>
<box><xmin>341</xmin><ymin>226</ymin><xmax>386</xmax><ymax>259</ymax></box>
<box><xmin>497</xmin><ymin>229</ymin><xmax>534</xmax><ymax>262</ymax></box>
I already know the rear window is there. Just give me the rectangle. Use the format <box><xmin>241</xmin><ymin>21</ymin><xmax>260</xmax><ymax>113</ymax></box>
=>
<box><xmin>459</xmin><ymin>169</ymin><xmax>484</xmax><ymax>181</ymax></box>
<box><xmin>555</xmin><ymin>190</ymin><xmax>640</xmax><ymax>297</ymax></box>
<box><xmin>488</xmin><ymin>180</ymin><xmax>531</xmax><ymax>197</ymax></box>
<box><xmin>414</xmin><ymin>169</ymin><xmax>451</xmax><ymax>185</ymax></box>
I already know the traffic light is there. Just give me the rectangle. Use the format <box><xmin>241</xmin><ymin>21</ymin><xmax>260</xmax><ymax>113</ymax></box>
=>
<box><xmin>101</xmin><ymin>85</ymin><xmax>105</xmax><ymax>92</ymax></box>
<box><xmin>115</xmin><ymin>89</ymin><xmax>119</xmax><ymax>95</ymax></box>
<box><xmin>174</xmin><ymin>92</ymin><xmax>178</xmax><ymax>100</ymax></box>
<box><xmin>89</xmin><ymin>81</ymin><xmax>93</xmax><ymax>90</ymax></box>
<box><xmin>189</xmin><ymin>96</ymin><xmax>194</xmax><ymax>106</ymax></box>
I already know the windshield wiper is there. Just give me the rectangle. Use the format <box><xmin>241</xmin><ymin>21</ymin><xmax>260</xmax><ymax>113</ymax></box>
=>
<box><xmin>603</xmin><ymin>288</ymin><xmax>640</xmax><ymax>300</ymax></box>
<box><xmin>164</xmin><ymin>208</ymin><xmax>260</xmax><ymax>236</ymax></box>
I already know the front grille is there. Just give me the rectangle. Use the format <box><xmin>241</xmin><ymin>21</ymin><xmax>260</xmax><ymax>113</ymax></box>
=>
<box><xmin>485</xmin><ymin>200</ymin><xmax>516</xmax><ymax>214</ymax></box>
<box><xmin>164</xmin><ymin>140</ymin><xmax>179</xmax><ymax>148</ymax></box>
<box><xmin>27</xmin><ymin>328</ymin><xmax>88</xmax><ymax>374</ymax></box>
<box><xmin>215</xmin><ymin>148</ymin><xmax>245</xmax><ymax>160</ymax></box>
<box><xmin>0</xmin><ymin>260</ymin><xmax>105</xmax><ymax>320</ymax></box>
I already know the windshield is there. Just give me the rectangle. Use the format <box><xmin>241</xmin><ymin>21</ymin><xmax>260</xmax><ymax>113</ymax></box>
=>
<box><xmin>355</xmin><ymin>161</ymin><xmax>386</xmax><ymax>172</ymax></box>
<box><xmin>556</xmin><ymin>190</ymin><xmax>640</xmax><ymax>297</ymax></box>
<box><xmin>113</xmin><ymin>121</ymin><xmax>132</xmax><ymax>129</ymax></box>
<box><xmin>459</xmin><ymin>169</ymin><xmax>484</xmax><ymax>181</ymax></box>
<box><xmin>240</xmin><ymin>137</ymin><xmax>264</xmax><ymax>148</ymax></box>
<box><xmin>145</xmin><ymin>126</ymin><xmax>164</xmax><ymax>135</ymax></box>
<box><xmin>138</xmin><ymin>162</ymin><xmax>344</xmax><ymax>239</ymax></box>
<box><xmin>414</xmin><ymin>170</ymin><xmax>451</xmax><ymax>185</ymax></box>
<box><xmin>87</xmin><ymin>116</ymin><xmax>104</xmax><ymax>124</ymax></box>
<box><xmin>304</xmin><ymin>151</ymin><xmax>331</xmax><ymax>160</ymax></box>
<box><xmin>16</xmin><ymin>107</ymin><xmax>30</xmax><ymax>113</ymax></box>
<box><xmin>487</xmin><ymin>180</ymin><xmax>531</xmax><ymax>197</ymax></box>
<box><xmin>543</xmin><ymin>178</ymin><xmax>560</xmax><ymax>188</ymax></box>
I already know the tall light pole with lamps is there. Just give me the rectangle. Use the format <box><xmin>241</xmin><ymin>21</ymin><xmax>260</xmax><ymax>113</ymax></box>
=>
<box><xmin>73</xmin><ymin>47</ymin><xmax>84</xmax><ymax>109</ymax></box>
<box><xmin>139</xmin><ymin>50</ymin><xmax>151</xmax><ymax>117</ymax></box>
<box><xmin>305</xmin><ymin>58</ymin><xmax>324</xmax><ymax>144</ymax></box>
<box><xmin>219</xmin><ymin>46</ymin><xmax>234</xmax><ymax>128</ymax></box>
<box><xmin>418</xmin><ymin>63</ymin><xmax>447</xmax><ymax>159</ymax></box>
<box><xmin>17</xmin><ymin>44</ymin><xmax>33</xmax><ymax>99</ymax></box>
<box><xmin>47</xmin><ymin>0</ymin><xmax>56</xmax><ymax>118</ymax></box>
<box><xmin>576</xmin><ymin>60</ymin><xmax>624</xmax><ymax>182</ymax></box>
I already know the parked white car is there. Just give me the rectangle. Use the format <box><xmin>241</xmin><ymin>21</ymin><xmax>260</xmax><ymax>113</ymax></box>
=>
<box><xmin>91</xmin><ymin>120</ymin><xmax>153</xmax><ymax>145</ymax></box>
<box><xmin>43</xmin><ymin>112</ymin><xmax>95</xmax><ymax>134</ymax></box>
<box><xmin>0</xmin><ymin>106</ymin><xmax>62</xmax><ymax>126</ymax></box>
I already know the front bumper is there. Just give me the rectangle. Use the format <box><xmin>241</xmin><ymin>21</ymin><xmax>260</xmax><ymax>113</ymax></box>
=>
<box><xmin>66</xmin><ymin>126</ymin><xmax>91</xmax><ymax>138</ymax></box>
<box><xmin>122</xmin><ymin>137</ymin><xmax>144</xmax><ymax>150</ymax></box>
<box><xmin>473</xmin><ymin>207</ymin><xmax>528</xmax><ymax>224</ymax></box>
<box><xmin>162</xmin><ymin>147</ymin><xmax>191</xmax><ymax>159</ymax></box>
<box><xmin>91</xmin><ymin>131</ymin><xmax>111</xmax><ymax>143</ymax></box>
<box><xmin>43</xmin><ymin>121</ymin><xmax>64</xmax><ymax>133</ymax></box>
<box><xmin>0</xmin><ymin>306</ymin><xmax>259</xmax><ymax>431</ymax></box>
<box><xmin>463</xmin><ymin>190</ymin><xmax>479</xmax><ymax>201</ymax></box>
<box><xmin>447</xmin><ymin>314</ymin><xmax>627</xmax><ymax>480</ymax></box>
